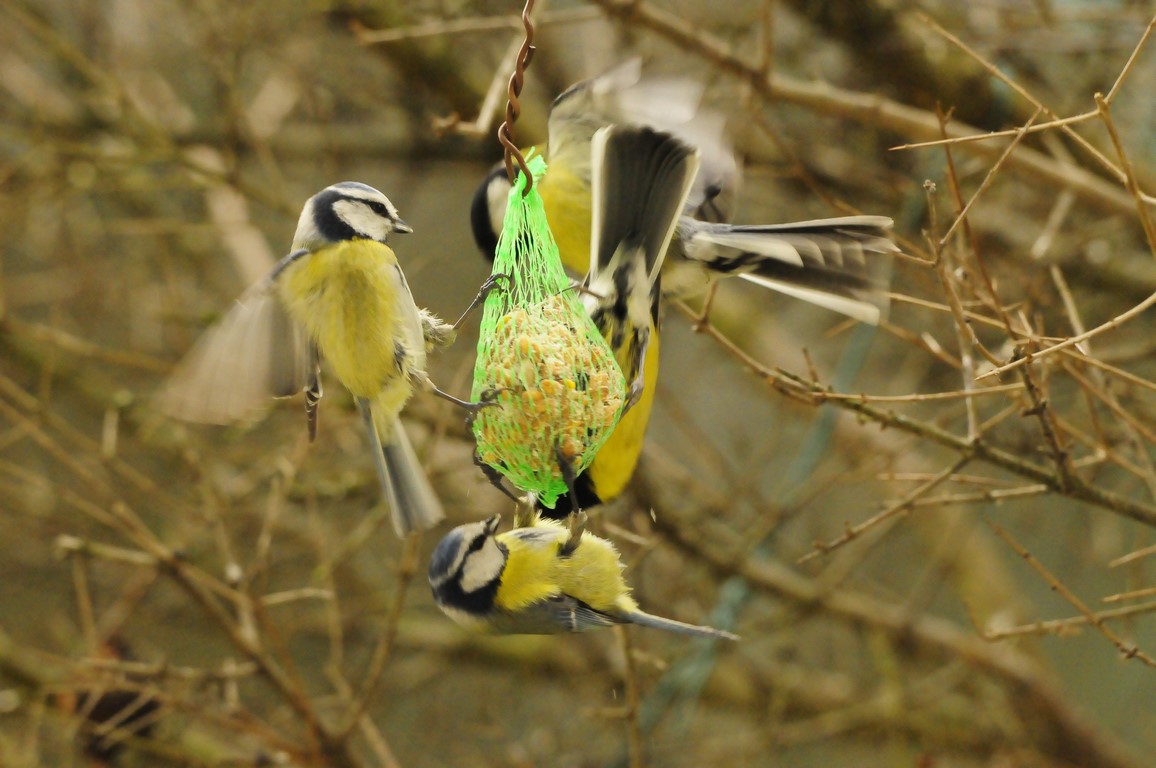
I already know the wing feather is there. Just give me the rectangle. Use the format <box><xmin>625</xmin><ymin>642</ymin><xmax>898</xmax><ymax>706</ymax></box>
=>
<box><xmin>158</xmin><ymin>278</ymin><xmax>308</xmax><ymax>425</ymax></box>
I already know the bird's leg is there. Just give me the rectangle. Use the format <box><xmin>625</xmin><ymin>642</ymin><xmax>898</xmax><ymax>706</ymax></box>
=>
<box><xmin>452</xmin><ymin>273</ymin><xmax>511</xmax><ymax>330</ymax></box>
<box><xmin>556</xmin><ymin>445</ymin><xmax>587</xmax><ymax>556</ymax></box>
<box><xmin>472</xmin><ymin>449</ymin><xmax>521</xmax><ymax>504</ymax></box>
<box><xmin>566</xmin><ymin>277</ymin><xmax>603</xmax><ymax>301</ymax></box>
<box><xmin>304</xmin><ymin>368</ymin><xmax>322</xmax><ymax>442</ymax></box>
<box><xmin>513</xmin><ymin>494</ymin><xmax>537</xmax><ymax>528</ymax></box>
<box><xmin>356</xmin><ymin>397</ymin><xmax>392</xmax><ymax>502</ymax></box>
<box><xmin>463</xmin><ymin>387</ymin><xmax>505</xmax><ymax>427</ymax></box>
<box><xmin>425</xmin><ymin>377</ymin><xmax>497</xmax><ymax>414</ymax></box>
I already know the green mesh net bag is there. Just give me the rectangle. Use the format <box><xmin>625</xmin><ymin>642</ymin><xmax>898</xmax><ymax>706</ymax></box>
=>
<box><xmin>471</xmin><ymin>155</ymin><xmax>626</xmax><ymax>508</ymax></box>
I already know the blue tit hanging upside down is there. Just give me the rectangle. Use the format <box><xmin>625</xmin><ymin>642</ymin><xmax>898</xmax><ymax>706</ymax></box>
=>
<box><xmin>471</xmin><ymin>66</ymin><xmax>898</xmax><ymax>515</ymax></box>
<box><xmin>161</xmin><ymin>181</ymin><xmax>493</xmax><ymax>537</ymax></box>
<box><xmin>429</xmin><ymin>514</ymin><xmax>738</xmax><ymax>639</ymax></box>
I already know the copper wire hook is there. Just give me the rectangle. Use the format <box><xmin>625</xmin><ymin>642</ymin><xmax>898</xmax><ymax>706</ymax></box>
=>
<box><xmin>498</xmin><ymin>0</ymin><xmax>536</xmax><ymax>196</ymax></box>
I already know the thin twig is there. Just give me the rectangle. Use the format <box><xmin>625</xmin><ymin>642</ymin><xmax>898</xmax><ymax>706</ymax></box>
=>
<box><xmin>987</xmin><ymin>522</ymin><xmax>1156</xmax><ymax>666</ymax></box>
<box><xmin>673</xmin><ymin>301</ymin><xmax>1156</xmax><ymax>530</ymax></box>
<box><xmin>977</xmin><ymin>288</ymin><xmax>1156</xmax><ymax>381</ymax></box>
<box><xmin>891</xmin><ymin>110</ymin><xmax>1096</xmax><ymax>152</ymax></box>
<box><xmin>798</xmin><ymin>456</ymin><xmax>971</xmax><ymax>564</ymax></box>
<box><xmin>812</xmin><ymin>384</ymin><xmax>1024</xmax><ymax>403</ymax></box>
<box><xmin>1094</xmin><ymin>92</ymin><xmax>1156</xmax><ymax>256</ymax></box>
<box><xmin>939</xmin><ymin>108</ymin><xmax>1043</xmax><ymax>248</ymax></box>
<box><xmin>1014</xmin><ymin>347</ymin><xmax>1076</xmax><ymax>490</ymax></box>
<box><xmin>1103</xmin><ymin>14</ymin><xmax>1156</xmax><ymax>105</ymax></box>
<box><xmin>985</xmin><ymin>599</ymin><xmax>1156</xmax><ymax>638</ymax></box>
<box><xmin>354</xmin><ymin>7</ymin><xmax>598</xmax><ymax>44</ymax></box>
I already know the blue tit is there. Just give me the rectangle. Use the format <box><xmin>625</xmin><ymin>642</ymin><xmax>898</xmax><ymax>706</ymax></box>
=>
<box><xmin>470</xmin><ymin>64</ymin><xmax>897</xmax><ymax>513</ymax></box>
<box><xmin>471</xmin><ymin>61</ymin><xmax>895</xmax><ymax>322</ymax></box>
<box><xmin>161</xmin><ymin>181</ymin><xmax>468</xmax><ymax>537</ymax></box>
<box><xmin>429</xmin><ymin>514</ymin><xmax>738</xmax><ymax>640</ymax></box>
<box><xmin>561</xmin><ymin>124</ymin><xmax>698</xmax><ymax>512</ymax></box>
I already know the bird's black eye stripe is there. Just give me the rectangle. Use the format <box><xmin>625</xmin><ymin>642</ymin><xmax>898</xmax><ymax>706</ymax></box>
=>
<box><xmin>333</xmin><ymin>195</ymin><xmax>392</xmax><ymax>221</ymax></box>
<box><xmin>466</xmin><ymin>533</ymin><xmax>490</xmax><ymax>555</ymax></box>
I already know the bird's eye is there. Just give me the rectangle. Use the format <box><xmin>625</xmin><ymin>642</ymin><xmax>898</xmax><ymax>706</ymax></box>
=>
<box><xmin>369</xmin><ymin>200</ymin><xmax>392</xmax><ymax>220</ymax></box>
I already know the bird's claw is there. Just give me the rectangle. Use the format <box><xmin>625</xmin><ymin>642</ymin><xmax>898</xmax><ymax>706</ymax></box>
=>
<box><xmin>561</xmin><ymin>509</ymin><xmax>588</xmax><ymax>556</ymax></box>
<box><xmin>453</xmin><ymin>273</ymin><xmax>513</xmax><ymax>329</ymax></box>
<box><xmin>473</xmin><ymin>449</ymin><xmax>521</xmax><ymax>503</ymax></box>
<box><xmin>463</xmin><ymin>387</ymin><xmax>505</xmax><ymax>428</ymax></box>
<box><xmin>622</xmin><ymin>380</ymin><xmax>644</xmax><ymax>415</ymax></box>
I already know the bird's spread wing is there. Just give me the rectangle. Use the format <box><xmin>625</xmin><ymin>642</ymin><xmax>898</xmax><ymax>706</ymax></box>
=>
<box><xmin>586</xmin><ymin>126</ymin><xmax>699</xmax><ymax>405</ymax></box>
<box><xmin>547</xmin><ymin>59</ymin><xmax>738</xmax><ymax>223</ymax></box>
<box><xmin>158</xmin><ymin>253</ymin><xmax>310</xmax><ymax>425</ymax></box>
<box><xmin>589</xmin><ymin>125</ymin><xmax>700</xmax><ymax>284</ymax></box>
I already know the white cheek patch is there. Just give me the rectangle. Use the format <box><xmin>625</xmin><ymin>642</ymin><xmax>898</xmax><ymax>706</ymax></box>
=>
<box><xmin>487</xmin><ymin>178</ymin><xmax>507</xmax><ymax>236</ymax></box>
<box><xmin>333</xmin><ymin>199</ymin><xmax>389</xmax><ymax>241</ymax></box>
<box><xmin>439</xmin><ymin>604</ymin><xmax>488</xmax><ymax>630</ymax></box>
<box><xmin>459</xmin><ymin>540</ymin><xmax>506</xmax><ymax>594</ymax></box>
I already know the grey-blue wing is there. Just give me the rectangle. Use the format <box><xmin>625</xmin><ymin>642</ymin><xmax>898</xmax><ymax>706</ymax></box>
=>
<box><xmin>490</xmin><ymin>595</ymin><xmax>620</xmax><ymax>635</ymax></box>
<box><xmin>158</xmin><ymin>276</ymin><xmax>308</xmax><ymax>425</ymax></box>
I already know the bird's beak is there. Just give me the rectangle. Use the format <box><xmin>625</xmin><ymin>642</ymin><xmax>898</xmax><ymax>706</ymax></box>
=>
<box><xmin>484</xmin><ymin>514</ymin><xmax>501</xmax><ymax>534</ymax></box>
<box><xmin>393</xmin><ymin>219</ymin><xmax>412</xmax><ymax>234</ymax></box>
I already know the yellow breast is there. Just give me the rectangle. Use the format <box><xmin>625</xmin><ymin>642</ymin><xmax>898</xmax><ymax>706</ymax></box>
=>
<box><xmin>584</xmin><ymin>329</ymin><xmax>659</xmax><ymax>502</ymax></box>
<box><xmin>277</xmin><ymin>239</ymin><xmax>410</xmax><ymax>400</ymax></box>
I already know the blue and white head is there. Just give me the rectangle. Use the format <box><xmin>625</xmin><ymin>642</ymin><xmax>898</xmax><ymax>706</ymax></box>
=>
<box><xmin>428</xmin><ymin>515</ymin><xmax>507</xmax><ymax>623</ymax></box>
<box><xmin>292</xmin><ymin>181</ymin><xmax>412</xmax><ymax>251</ymax></box>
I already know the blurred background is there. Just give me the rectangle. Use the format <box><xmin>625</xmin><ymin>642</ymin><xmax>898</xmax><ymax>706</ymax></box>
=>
<box><xmin>2</xmin><ymin>1</ymin><xmax>1155</xmax><ymax>766</ymax></box>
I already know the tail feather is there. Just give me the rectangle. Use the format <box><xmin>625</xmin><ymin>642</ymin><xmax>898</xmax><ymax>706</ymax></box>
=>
<box><xmin>738</xmin><ymin>273</ymin><xmax>885</xmax><ymax>325</ymax></box>
<box><xmin>379</xmin><ymin>416</ymin><xmax>445</xmax><ymax>537</ymax></box>
<box><xmin>676</xmin><ymin>216</ymin><xmax>896</xmax><ymax>323</ymax></box>
<box><xmin>618</xmin><ymin>607</ymin><xmax>739</xmax><ymax>641</ymax></box>
<box><xmin>359</xmin><ymin>397</ymin><xmax>444</xmax><ymax>537</ymax></box>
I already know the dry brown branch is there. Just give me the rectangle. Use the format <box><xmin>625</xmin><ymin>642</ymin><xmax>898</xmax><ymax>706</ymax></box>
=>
<box><xmin>637</xmin><ymin>473</ymin><xmax>1146</xmax><ymax>768</ymax></box>
<box><xmin>1095</xmin><ymin>91</ymin><xmax>1156</xmax><ymax>253</ymax></box>
<box><xmin>673</xmin><ymin>301</ymin><xmax>1156</xmax><ymax>530</ymax></box>
<box><xmin>987</xmin><ymin>522</ymin><xmax>1156</xmax><ymax>666</ymax></box>
<box><xmin>354</xmin><ymin>7</ymin><xmax>601</xmax><ymax>45</ymax></box>
<box><xmin>987</xmin><ymin>598</ymin><xmax>1156</xmax><ymax>638</ymax></box>
<box><xmin>585</xmin><ymin>0</ymin><xmax>1152</xmax><ymax>216</ymax></box>
<box><xmin>797</xmin><ymin>456</ymin><xmax>971</xmax><ymax>564</ymax></box>
<box><xmin>916</xmin><ymin>11</ymin><xmax>1156</xmax><ymax>204</ymax></box>
<box><xmin>976</xmin><ymin>290</ymin><xmax>1156</xmax><ymax>381</ymax></box>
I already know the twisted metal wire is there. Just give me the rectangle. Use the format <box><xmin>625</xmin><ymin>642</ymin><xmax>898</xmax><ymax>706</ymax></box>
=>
<box><xmin>498</xmin><ymin>0</ymin><xmax>536</xmax><ymax>195</ymax></box>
